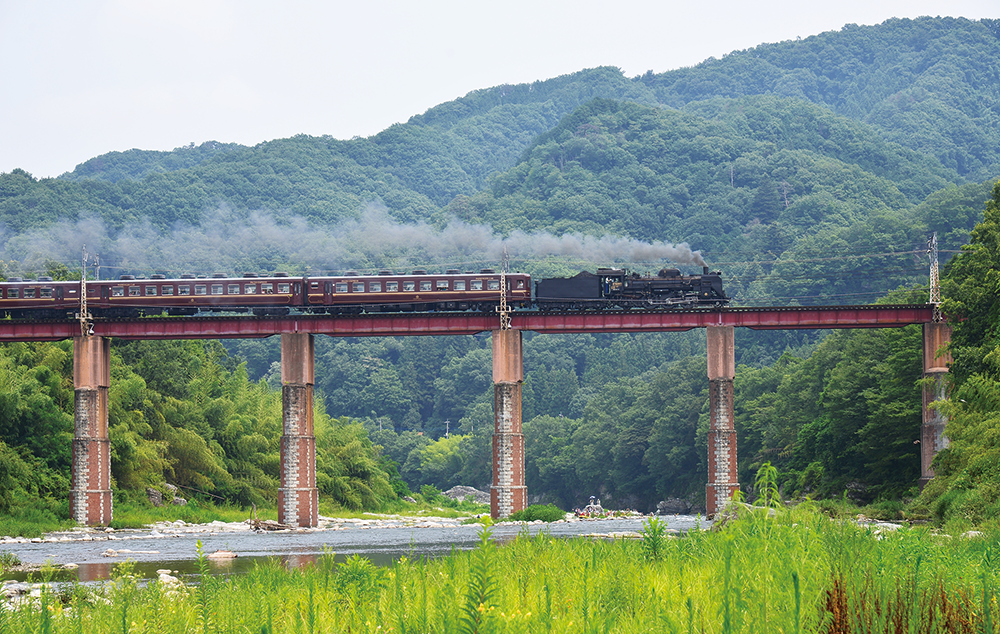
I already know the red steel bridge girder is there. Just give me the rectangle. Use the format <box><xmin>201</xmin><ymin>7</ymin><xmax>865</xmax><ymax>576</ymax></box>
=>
<box><xmin>0</xmin><ymin>305</ymin><xmax>939</xmax><ymax>341</ymax></box>
<box><xmin>0</xmin><ymin>305</ymin><xmax>940</xmax><ymax>341</ymax></box>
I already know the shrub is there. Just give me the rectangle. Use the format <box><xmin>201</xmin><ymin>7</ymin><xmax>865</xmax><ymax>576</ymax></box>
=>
<box><xmin>508</xmin><ymin>504</ymin><xmax>565</xmax><ymax>522</ymax></box>
<box><xmin>420</xmin><ymin>484</ymin><xmax>444</xmax><ymax>504</ymax></box>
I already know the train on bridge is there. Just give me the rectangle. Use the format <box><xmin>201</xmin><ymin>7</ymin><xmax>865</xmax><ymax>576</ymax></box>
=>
<box><xmin>0</xmin><ymin>267</ymin><xmax>729</xmax><ymax>319</ymax></box>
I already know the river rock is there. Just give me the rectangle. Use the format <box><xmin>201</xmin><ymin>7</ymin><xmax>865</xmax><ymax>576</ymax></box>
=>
<box><xmin>157</xmin><ymin>569</ymin><xmax>184</xmax><ymax>590</ymax></box>
<box><xmin>3</xmin><ymin>582</ymin><xmax>28</xmax><ymax>599</ymax></box>
<box><xmin>442</xmin><ymin>486</ymin><xmax>490</xmax><ymax>505</ymax></box>
<box><xmin>207</xmin><ymin>550</ymin><xmax>237</xmax><ymax>559</ymax></box>
<box><xmin>146</xmin><ymin>487</ymin><xmax>163</xmax><ymax>507</ymax></box>
<box><xmin>657</xmin><ymin>498</ymin><xmax>692</xmax><ymax>514</ymax></box>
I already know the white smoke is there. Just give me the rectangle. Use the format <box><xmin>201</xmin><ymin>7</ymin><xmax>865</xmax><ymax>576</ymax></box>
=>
<box><xmin>0</xmin><ymin>204</ymin><xmax>706</xmax><ymax>277</ymax></box>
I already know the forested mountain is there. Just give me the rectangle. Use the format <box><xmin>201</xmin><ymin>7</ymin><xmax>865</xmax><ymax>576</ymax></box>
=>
<box><xmin>0</xmin><ymin>17</ymin><xmax>998</xmax><ymax>519</ymax></box>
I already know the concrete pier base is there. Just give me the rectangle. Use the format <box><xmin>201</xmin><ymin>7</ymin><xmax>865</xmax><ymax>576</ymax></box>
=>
<box><xmin>706</xmin><ymin>325</ymin><xmax>738</xmax><ymax>516</ymax></box>
<box><xmin>491</xmin><ymin>329</ymin><xmax>525</xmax><ymax>519</ymax></box>
<box><xmin>920</xmin><ymin>322</ymin><xmax>952</xmax><ymax>489</ymax></box>
<box><xmin>71</xmin><ymin>336</ymin><xmax>112</xmax><ymax>526</ymax></box>
<box><xmin>279</xmin><ymin>333</ymin><xmax>318</xmax><ymax>527</ymax></box>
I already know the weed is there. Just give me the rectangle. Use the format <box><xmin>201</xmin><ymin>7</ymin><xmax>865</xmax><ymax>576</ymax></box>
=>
<box><xmin>754</xmin><ymin>461</ymin><xmax>781</xmax><ymax>509</ymax></box>
<box><xmin>640</xmin><ymin>515</ymin><xmax>669</xmax><ymax>561</ymax></box>
<box><xmin>460</xmin><ymin>527</ymin><xmax>498</xmax><ymax>634</ymax></box>
<box><xmin>0</xmin><ymin>549</ymin><xmax>20</xmax><ymax>572</ymax></box>
<box><xmin>195</xmin><ymin>539</ymin><xmax>213</xmax><ymax>634</ymax></box>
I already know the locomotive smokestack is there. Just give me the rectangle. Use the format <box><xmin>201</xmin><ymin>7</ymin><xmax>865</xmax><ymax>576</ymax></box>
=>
<box><xmin>703</xmin><ymin>266</ymin><xmax>709</xmax><ymax>275</ymax></box>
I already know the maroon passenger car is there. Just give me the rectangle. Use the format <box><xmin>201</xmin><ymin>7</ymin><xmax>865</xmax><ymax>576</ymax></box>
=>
<box><xmin>84</xmin><ymin>273</ymin><xmax>303</xmax><ymax>317</ymax></box>
<box><xmin>0</xmin><ymin>277</ymin><xmax>81</xmax><ymax>319</ymax></box>
<box><xmin>305</xmin><ymin>269</ymin><xmax>531</xmax><ymax>312</ymax></box>
<box><xmin>0</xmin><ymin>269</ymin><xmax>532</xmax><ymax>318</ymax></box>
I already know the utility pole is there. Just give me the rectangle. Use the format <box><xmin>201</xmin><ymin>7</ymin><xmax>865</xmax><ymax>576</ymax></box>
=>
<box><xmin>498</xmin><ymin>245</ymin><xmax>511</xmax><ymax>330</ymax></box>
<box><xmin>927</xmin><ymin>232</ymin><xmax>941</xmax><ymax>322</ymax></box>
<box><xmin>78</xmin><ymin>246</ymin><xmax>93</xmax><ymax>337</ymax></box>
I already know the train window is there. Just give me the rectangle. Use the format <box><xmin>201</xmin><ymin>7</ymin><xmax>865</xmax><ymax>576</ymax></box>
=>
<box><xmin>487</xmin><ymin>280</ymin><xmax>500</xmax><ymax>291</ymax></box>
<box><xmin>24</xmin><ymin>288</ymin><xmax>35</xmax><ymax>298</ymax></box>
<box><xmin>454</xmin><ymin>280</ymin><xmax>466</xmax><ymax>291</ymax></box>
<box><xmin>112</xmin><ymin>286</ymin><xmax>125</xmax><ymax>297</ymax></box>
<box><xmin>335</xmin><ymin>282</ymin><xmax>348</xmax><ymax>293</ymax></box>
<box><xmin>162</xmin><ymin>286</ymin><xmax>174</xmax><ymax>296</ymax></box>
<box><xmin>310</xmin><ymin>282</ymin><xmax>319</xmax><ymax>289</ymax></box>
<box><xmin>40</xmin><ymin>287</ymin><xmax>53</xmax><ymax>298</ymax></box>
<box><xmin>211</xmin><ymin>285</ymin><xmax>223</xmax><ymax>295</ymax></box>
<box><xmin>403</xmin><ymin>281</ymin><xmax>415</xmax><ymax>291</ymax></box>
<box><xmin>195</xmin><ymin>285</ymin><xmax>207</xmax><ymax>295</ymax></box>
<box><xmin>228</xmin><ymin>284</ymin><xmax>240</xmax><ymax>294</ymax></box>
<box><xmin>352</xmin><ymin>282</ymin><xmax>365</xmax><ymax>292</ymax></box>
<box><xmin>471</xmin><ymin>280</ymin><xmax>483</xmax><ymax>290</ymax></box>
<box><xmin>370</xmin><ymin>282</ymin><xmax>381</xmax><ymax>292</ymax></box>
<box><xmin>7</xmin><ymin>289</ymin><xmax>17</xmax><ymax>298</ymax></box>
<box><xmin>244</xmin><ymin>284</ymin><xmax>256</xmax><ymax>294</ymax></box>
<box><xmin>145</xmin><ymin>286</ymin><xmax>157</xmax><ymax>296</ymax></box>
<box><xmin>420</xmin><ymin>281</ymin><xmax>432</xmax><ymax>291</ymax></box>
<box><xmin>386</xmin><ymin>281</ymin><xmax>398</xmax><ymax>292</ymax></box>
<box><xmin>178</xmin><ymin>285</ymin><xmax>190</xmax><ymax>296</ymax></box>
<box><xmin>260</xmin><ymin>283</ymin><xmax>273</xmax><ymax>294</ymax></box>
<box><xmin>516</xmin><ymin>280</ymin><xmax>525</xmax><ymax>289</ymax></box>
<box><xmin>436</xmin><ymin>280</ymin><xmax>449</xmax><ymax>290</ymax></box>
<box><xmin>129</xmin><ymin>286</ymin><xmax>140</xmax><ymax>296</ymax></box>
<box><xmin>277</xmin><ymin>283</ymin><xmax>290</xmax><ymax>294</ymax></box>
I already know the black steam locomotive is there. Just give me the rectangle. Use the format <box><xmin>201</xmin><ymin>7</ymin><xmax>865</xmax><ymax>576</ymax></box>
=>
<box><xmin>534</xmin><ymin>266</ymin><xmax>729</xmax><ymax>309</ymax></box>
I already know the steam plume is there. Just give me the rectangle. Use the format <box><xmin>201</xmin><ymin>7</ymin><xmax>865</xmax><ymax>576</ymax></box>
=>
<box><xmin>0</xmin><ymin>205</ymin><xmax>706</xmax><ymax>277</ymax></box>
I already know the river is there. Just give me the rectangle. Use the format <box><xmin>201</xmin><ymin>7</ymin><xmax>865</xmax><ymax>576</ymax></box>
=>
<box><xmin>1</xmin><ymin>514</ymin><xmax>707</xmax><ymax>582</ymax></box>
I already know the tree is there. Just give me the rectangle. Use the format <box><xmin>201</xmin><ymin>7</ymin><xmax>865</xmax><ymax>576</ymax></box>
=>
<box><xmin>921</xmin><ymin>181</ymin><xmax>1000</xmax><ymax>521</ymax></box>
<box><xmin>940</xmin><ymin>181</ymin><xmax>1000</xmax><ymax>384</ymax></box>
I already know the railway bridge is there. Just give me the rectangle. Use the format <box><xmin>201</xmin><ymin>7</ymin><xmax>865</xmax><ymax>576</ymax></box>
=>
<box><xmin>0</xmin><ymin>305</ymin><xmax>949</xmax><ymax>526</ymax></box>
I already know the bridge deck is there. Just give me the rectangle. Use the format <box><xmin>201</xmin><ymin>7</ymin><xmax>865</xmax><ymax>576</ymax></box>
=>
<box><xmin>0</xmin><ymin>304</ymin><xmax>937</xmax><ymax>341</ymax></box>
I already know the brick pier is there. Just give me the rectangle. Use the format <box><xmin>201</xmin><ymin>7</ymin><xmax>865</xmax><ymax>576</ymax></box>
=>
<box><xmin>491</xmin><ymin>329</ymin><xmax>526</xmax><ymax>518</ymax></box>
<box><xmin>71</xmin><ymin>336</ymin><xmax>113</xmax><ymax>525</ymax></box>
<box><xmin>920</xmin><ymin>322</ymin><xmax>952</xmax><ymax>488</ymax></box>
<box><xmin>706</xmin><ymin>325</ymin><xmax>738</xmax><ymax>516</ymax></box>
<box><xmin>279</xmin><ymin>333</ymin><xmax>319</xmax><ymax>527</ymax></box>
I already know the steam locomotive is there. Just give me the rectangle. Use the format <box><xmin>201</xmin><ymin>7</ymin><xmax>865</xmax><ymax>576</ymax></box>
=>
<box><xmin>0</xmin><ymin>266</ymin><xmax>727</xmax><ymax>319</ymax></box>
<box><xmin>534</xmin><ymin>266</ymin><xmax>728</xmax><ymax>309</ymax></box>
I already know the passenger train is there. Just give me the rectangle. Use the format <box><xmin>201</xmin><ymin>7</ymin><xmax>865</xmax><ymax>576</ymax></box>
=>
<box><xmin>0</xmin><ymin>266</ymin><xmax>728</xmax><ymax>319</ymax></box>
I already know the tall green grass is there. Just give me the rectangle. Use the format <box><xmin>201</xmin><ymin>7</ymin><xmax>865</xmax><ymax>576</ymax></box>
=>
<box><xmin>2</xmin><ymin>505</ymin><xmax>996</xmax><ymax>633</ymax></box>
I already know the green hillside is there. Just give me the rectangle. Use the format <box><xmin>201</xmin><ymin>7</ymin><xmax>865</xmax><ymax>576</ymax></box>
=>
<box><xmin>1</xmin><ymin>17</ymin><xmax>999</xmax><ymax>522</ymax></box>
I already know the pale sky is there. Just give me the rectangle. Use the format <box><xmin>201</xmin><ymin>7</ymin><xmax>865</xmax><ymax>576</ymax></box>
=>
<box><xmin>1</xmin><ymin>0</ymin><xmax>995</xmax><ymax>179</ymax></box>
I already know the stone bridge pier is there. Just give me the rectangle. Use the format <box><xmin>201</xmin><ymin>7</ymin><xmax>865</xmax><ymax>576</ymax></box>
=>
<box><xmin>279</xmin><ymin>333</ymin><xmax>319</xmax><ymax>527</ymax></box>
<box><xmin>72</xmin><ymin>336</ymin><xmax>113</xmax><ymax>525</ymax></box>
<box><xmin>920</xmin><ymin>322</ymin><xmax>952</xmax><ymax>488</ymax></box>
<box><xmin>706</xmin><ymin>325</ymin><xmax>738</xmax><ymax>516</ymax></box>
<box><xmin>491</xmin><ymin>329</ymin><xmax>526</xmax><ymax>519</ymax></box>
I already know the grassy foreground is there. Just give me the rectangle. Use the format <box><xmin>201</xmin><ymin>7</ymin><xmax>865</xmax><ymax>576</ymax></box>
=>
<box><xmin>3</xmin><ymin>504</ymin><xmax>998</xmax><ymax>633</ymax></box>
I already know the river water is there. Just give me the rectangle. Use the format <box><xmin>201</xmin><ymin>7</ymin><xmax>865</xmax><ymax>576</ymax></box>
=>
<box><xmin>1</xmin><ymin>514</ymin><xmax>707</xmax><ymax>582</ymax></box>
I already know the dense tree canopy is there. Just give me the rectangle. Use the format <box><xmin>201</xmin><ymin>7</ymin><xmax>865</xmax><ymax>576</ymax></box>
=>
<box><xmin>920</xmin><ymin>182</ymin><xmax>1000</xmax><ymax>522</ymax></box>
